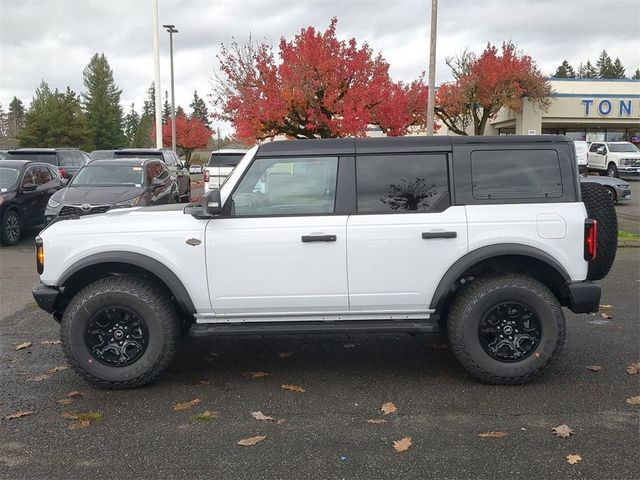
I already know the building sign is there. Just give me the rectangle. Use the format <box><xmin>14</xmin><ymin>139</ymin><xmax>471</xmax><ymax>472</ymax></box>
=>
<box><xmin>581</xmin><ymin>99</ymin><xmax>639</xmax><ymax>117</ymax></box>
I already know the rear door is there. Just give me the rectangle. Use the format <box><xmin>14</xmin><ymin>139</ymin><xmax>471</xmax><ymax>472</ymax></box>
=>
<box><xmin>163</xmin><ymin>152</ymin><xmax>189</xmax><ymax>197</ymax></box>
<box><xmin>346</xmin><ymin>153</ymin><xmax>467</xmax><ymax>314</ymax></box>
<box><xmin>19</xmin><ymin>166</ymin><xmax>41</xmax><ymax>226</ymax></box>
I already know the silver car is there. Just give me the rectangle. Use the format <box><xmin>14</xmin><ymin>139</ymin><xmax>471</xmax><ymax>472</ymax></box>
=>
<box><xmin>580</xmin><ymin>174</ymin><xmax>631</xmax><ymax>203</ymax></box>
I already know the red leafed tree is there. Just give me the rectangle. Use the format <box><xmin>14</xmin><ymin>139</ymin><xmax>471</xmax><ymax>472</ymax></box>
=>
<box><xmin>213</xmin><ymin>18</ymin><xmax>428</xmax><ymax>143</ymax></box>
<box><xmin>435</xmin><ymin>42</ymin><xmax>553</xmax><ymax>135</ymax></box>
<box><xmin>153</xmin><ymin>114</ymin><xmax>212</xmax><ymax>163</ymax></box>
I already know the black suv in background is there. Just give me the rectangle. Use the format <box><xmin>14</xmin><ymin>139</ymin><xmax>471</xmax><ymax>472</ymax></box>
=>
<box><xmin>7</xmin><ymin>148</ymin><xmax>90</xmax><ymax>180</ymax></box>
<box><xmin>0</xmin><ymin>160</ymin><xmax>65</xmax><ymax>245</ymax></box>
<box><xmin>113</xmin><ymin>149</ymin><xmax>191</xmax><ymax>202</ymax></box>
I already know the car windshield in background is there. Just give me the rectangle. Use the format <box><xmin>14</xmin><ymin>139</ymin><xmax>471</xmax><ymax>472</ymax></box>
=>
<box><xmin>7</xmin><ymin>153</ymin><xmax>56</xmax><ymax>164</ymax></box>
<box><xmin>114</xmin><ymin>152</ymin><xmax>161</xmax><ymax>158</ymax></box>
<box><xmin>608</xmin><ymin>143</ymin><xmax>639</xmax><ymax>153</ymax></box>
<box><xmin>208</xmin><ymin>153</ymin><xmax>244</xmax><ymax>167</ymax></box>
<box><xmin>71</xmin><ymin>165</ymin><xmax>144</xmax><ymax>186</ymax></box>
<box><xmin>0</xmin><ymin>167</ymin><xmax>20</xmax><ymax>189</ymax></box>
<box><xmin>90</xmin><ymin>151</ymin><xmax>116</xmax><ymax>160</ymax></box>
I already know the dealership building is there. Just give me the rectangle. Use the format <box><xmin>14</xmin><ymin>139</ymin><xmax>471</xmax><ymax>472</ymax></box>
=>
<box><xmin>484</xmin><ymin>78</ymin><xmax>640</xmax><ymax>144</ymax></box>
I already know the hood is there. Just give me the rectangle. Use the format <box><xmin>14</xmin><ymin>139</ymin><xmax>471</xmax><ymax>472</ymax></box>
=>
<box><xmin>613</xmin><ymin>152</ymin><xmax>640</xmax><ymax>159</ymax></box>
<box><xmin>581</xmin><ymin>175</ymin><xmax>629</xmax><ymax>187</ymax></box>
<box><xmin>53</xmin><ymin>185</ymin><xmax>145</xmax><ymax>205</ymax></box>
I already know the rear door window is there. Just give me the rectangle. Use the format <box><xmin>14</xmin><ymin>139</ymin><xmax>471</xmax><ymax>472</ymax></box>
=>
<box><xmin>34</xmin><ymin>165</ymin><xmax>53</xmax><ymax>185</ymax></box>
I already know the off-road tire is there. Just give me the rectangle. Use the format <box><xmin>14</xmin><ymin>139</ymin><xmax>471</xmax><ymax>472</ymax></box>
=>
<box><xmin>61</xmin><ymin>276</ymin><xmax>180</xmax><ymax>389</ymax></box>
<box><xmin>447</xmin><ymin>275</ymin><xmax>565</xmax><ymax>385</ymax></box>
<box><xmin>606</xmin><ymin>163</ymin><xmax>619</xmax><ymax>178</ymax></box>
<box><xmin>580</xmin><ymin>182</ymin><xmax>617</xmax><ymax>280</ymax></box>
<box><xmin>1</xmin><ymin>208</ymin><xmax>22</xmax><ymax>246</ymax></box>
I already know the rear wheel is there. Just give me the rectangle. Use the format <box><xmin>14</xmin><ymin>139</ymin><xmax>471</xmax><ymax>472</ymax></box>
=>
<box><xmin>604</xmin><ymin>186</ymin><xmax>617</xmax><ymax>204</ymax></box>
<box><xmin>1</xmin><ymin>209</ymin><xmax>22</xmax><ymax>246</ymax></box>
<box><xmin>447</xmin><ymin>275</ymin><xmax>565</xmax><ymax>385</ymax></box>
<box><xmin>61</xmin><ymin>276</ymin><xmax>180</xmax><ymax>389</ymax></box>
<box><xmin>580</xmin><ymin>182</ymin><xmax>617</xmax><ymax>280</ymax></box>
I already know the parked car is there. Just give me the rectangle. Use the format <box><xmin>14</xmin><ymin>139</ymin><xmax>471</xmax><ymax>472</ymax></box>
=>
<box><xmin>587</xmin><ymin>141</ymin><xmax>640</xmax><ymax>177</ymax></box>
<box><xmin>580</xmin><ymin>174</ymin><xmax>631</xmax><ymax>204</ymax></box>
<box><xmin>113</xmin><ymin>148</ymin><xmax>190</xmax><ymax>202</ymax></box>
<box><xmin>90</xmin><ymin>149</ymin><xmax>117</xmax><ymax>160</ymax></box>
<box><xmin>33</xmin><ymin>136</ymin><xmax>615</xmax><ymax>389</ymax></box>
<box><xmin>7</xmin><ymin>148</ymin><xmax>91</xmax><ymax>180</ymax></box>
<box><xmin>203</xmin><ymin>148</ymin><xmax>248</xmax><ymax>193</ymax></box>
<box><xmin>0</xmin><ymin>150</ymin><xmax>8</xmax><ymax>160</ymax></box>
<box><xmin>189</xmin><ymin>164</ymin><xmax>203</xmax><ymax>174</ymax></box>
<box><xmin>0</xmin><ymin>160</ymin><xmax>65</xmax><ymax>245</ymax></box>
<box><xmin>574</xmin><ymin>140</ymin><xmax>589</xmax><ymax>173</ymax></box>
<box><xmin>44</xmin><ymin>158</ymin><xmax>179</xmax><ymax>224</ymax></box>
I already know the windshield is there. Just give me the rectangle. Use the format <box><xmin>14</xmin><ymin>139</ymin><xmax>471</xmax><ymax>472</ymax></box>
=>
<box><xmin>7</xmin><ymin>152</ymin><xmax>56</xmax><ymax>164</ymax></box>
<box><xmin>71</xmin><ymin>165</ymin><xmax>144</xmax><ymax>186</ymax></box>
<box><xmin>0</xmin><ymin>167</ymin><xmax>20</xmax><ymax>190</ymax></box>
<box><xmin>608</xmin><ymin>143</ymin><xmax>639</xmax><ymax>153</ymax></box>
<box><xmin>208</xmin><ymin>153</ymin><xmax>245</xmax><ymax>167</ymax></box>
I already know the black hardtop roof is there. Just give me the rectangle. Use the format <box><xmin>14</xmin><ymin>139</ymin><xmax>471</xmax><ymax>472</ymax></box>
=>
<box><xmin>88</xmin><ymin>157</ymin><xmax>152</xmax><ymax>166</ymax></box>
<box><xmin>116</xmin><ymin>148</ymin><xmax>171</xmax><ymax>153</ymax></box>
<box><xmin>255</xmin><ymin>135</ymin><xmax>573</xmax><ymax>156</ymax></box>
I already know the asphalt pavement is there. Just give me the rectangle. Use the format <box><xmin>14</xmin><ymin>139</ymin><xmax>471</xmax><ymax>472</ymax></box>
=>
<box><xmin>1</xmin><ymin>247</ymin><xmax>639</xmax><ymax>479</ymax></box>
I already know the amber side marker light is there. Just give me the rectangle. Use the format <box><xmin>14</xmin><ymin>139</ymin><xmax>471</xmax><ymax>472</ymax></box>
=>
<box><xmin>35</xmin><ymin>237</ymin><xmax>44</xmax><ymax>274</ymax></box>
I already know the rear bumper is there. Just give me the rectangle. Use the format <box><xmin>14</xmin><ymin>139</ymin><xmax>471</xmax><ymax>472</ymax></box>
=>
<box><xmin>566</xmin><ymin>281</ymin><xmax>601</xmax><ymax>314</ymax></box>
<box><xmin>32</xmin><ymin>281</ymin><xmax>60</xmax><ymax>314</ymax></box>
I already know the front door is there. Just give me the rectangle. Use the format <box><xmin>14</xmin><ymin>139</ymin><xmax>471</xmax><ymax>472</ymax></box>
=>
<box><xmin>206</xmin><ymin>155</ymin><xmax>348</xmax><ymax>317</ymax></box>
<box><xmin>346</xmin><ymin>153</ymin><xmax>467</xmax><ymax>313</ymax></box>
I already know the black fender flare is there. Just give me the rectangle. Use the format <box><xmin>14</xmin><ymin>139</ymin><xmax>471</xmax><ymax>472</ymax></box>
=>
<box><xmin>58</xmin><ymin>251</ymin><xmax>196</xmax><ymax>314</ymax></box>
<box><xmin>429</xmin><ymin>244</ymin><xmax>571</xmax><ymax>310</ymax></box>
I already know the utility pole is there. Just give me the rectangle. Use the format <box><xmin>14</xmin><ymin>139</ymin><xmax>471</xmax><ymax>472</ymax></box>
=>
<box><xmin>152</xmin><ymin>0</ymin><xmax>162</xmax><ymax>148</ymax></box>
<box><xmin>426</xmin><ymin>0</ymin><xmax>438</xmax><ymax>136</ymax></box>
<box><xmin>163</xmin><ymin>24</ymin><xmax>179</xmax><ymax>152</ymax></box>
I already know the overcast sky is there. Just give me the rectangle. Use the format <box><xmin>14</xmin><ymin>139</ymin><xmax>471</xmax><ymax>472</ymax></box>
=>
<box><xmin>1</xmin><ymin>0</ymin><xmax>639</xmax><ymax>134</ymax></box>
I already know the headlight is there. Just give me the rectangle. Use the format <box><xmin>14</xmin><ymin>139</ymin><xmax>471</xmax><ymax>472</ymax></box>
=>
<box><xmin>47</xmin><ymin>197</ymin><xmax>60</xmax><ymax>208</ymax></box>
<box><xmin>113</xmin><ymin>195</ymin><xmax>143</xmax><ymax>208</ymax></box>
<box><xmin>617</xmin><ymin>184</ymin><xmax>628</xmax><ymax>189</ymax></box>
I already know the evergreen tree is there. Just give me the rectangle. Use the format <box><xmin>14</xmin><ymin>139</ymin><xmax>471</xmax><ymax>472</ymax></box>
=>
<box><xmin>189</xmin><ymin>90</ymin><xmax>210</xmax><ymax>127</ymax></box>
<box><xmin>633</xmin><ymin>69</ymin><xmax>640</xmax><ymax>80</ymax></box>
<box><xmin>582</xmin><ymin>61</ymin><xmax>598</xmax><ymax>78</ymax></box>
<box><xmin>611</xmin><ymin>57</ymin><xmax>626</xmax><ymax>78</ymax></box>
<box><xmin>176</xmin><ymin>105</ymin><xmax>185</xmax><ymax>117</ymax></box>
<box><xmin>162</xmin><ymin>90</ymin><xmax>171</xmax><ymax>123</ymax></box>
<box><xmin>82</xmin><ymin>53</ymin><xmax>126</xmax><ymax>149</ymax></box>
<box><xmin>7</xmin><ymin>96</ymin><xmax>26</xmax><ymax>138</ymax></box>
<box><xmin>142</xmin><ymin>83</ymin><xmax>156</xmax><ymax>118</ymax></box>
<box><xmin>0</xmin><ymin>103</ymin><xmax>7</xmax><ymax>137</ymax></box>
<box><xmin>554</xmin><ymin>60</ymin><xmax>576</xmax><ymax>78</ymax></box>
<box><xmin>133</xmin><ymin>114</ymin><xmax>154</xmax><ymax>147</ymax></box>
<box><xmin>596</xmin><ymin>50</ymin><xmax>615</xmax><ymax>78</ymax></box>
<box><xmin>123</xmin><ymin>102</ymin><xmax>140</xmax><ymax>146</ymax></box>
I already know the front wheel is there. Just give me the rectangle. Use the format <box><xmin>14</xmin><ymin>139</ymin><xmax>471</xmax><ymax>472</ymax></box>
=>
<box><xmin>447</xmin><ymin>275</ymin><xmax>565</xmax><ymax>385</ymax></box>
<box><xmin>1</xmin><ymin>209</ymin><xmax>22</xmax><ymax>246</ymax></box>
<box><xmin>61</xmin><ymin>276</ymin><xmax>180</xmax><ymax>389</ymax></box>
<box><xmin>607</xmin><ymin>163</ymin><xmax>619</xmax><ymax>178</ymax></box>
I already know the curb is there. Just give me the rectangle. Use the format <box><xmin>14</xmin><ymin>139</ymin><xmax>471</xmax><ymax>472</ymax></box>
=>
<box><xmin>618</xmin><ymin>239</ymin><xmax>640</xmax><ymax>248</ymax></box>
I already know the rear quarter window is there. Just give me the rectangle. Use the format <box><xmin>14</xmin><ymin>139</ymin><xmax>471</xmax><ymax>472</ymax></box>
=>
<box><xmin>470</xmin><ymin>149</ymin><xmax>563</xmax><ymax>200</ymax></box>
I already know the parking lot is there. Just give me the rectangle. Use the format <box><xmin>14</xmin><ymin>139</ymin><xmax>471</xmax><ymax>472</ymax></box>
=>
<box><xmin>0</xmin><ymin>178</ymin><xmax>638</xmax><ymax>480</ymax></box>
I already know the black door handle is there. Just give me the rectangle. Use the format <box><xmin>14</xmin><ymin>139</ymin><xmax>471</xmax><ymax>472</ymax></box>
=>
<box><xmin>422</xmin><ymin>231</ymin><xmax>457</xmax><ymax>239</ymax></box>
<box><xmin>301</xmin><ymin>234</ymin><xmax>336</xmax><ymax>243</ymax></box>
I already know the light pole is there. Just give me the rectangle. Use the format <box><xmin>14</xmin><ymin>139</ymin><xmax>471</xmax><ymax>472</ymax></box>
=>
<box><xmin>426</xmin><ymin>0</ymin><xmax>438</xmax><ymax>136</ymax></box>
<box><xmin>163</xmin><ymin>24</ymin><xmax>178</xmax><ymax>152</ymax></box>
<box><xmin>152</xmin><ymin>0</ymin><xmax>162</xmax><ymax>148</ymax></box>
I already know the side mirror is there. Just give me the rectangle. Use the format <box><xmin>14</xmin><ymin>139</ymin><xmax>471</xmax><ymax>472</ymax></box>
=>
<box><xmin>596</xmin><ymin>146</ymin><xmax>606</xmax><ymax>155</ymax></box>
<box><xmin>152</xmin><ymin>177</ymin><xmax>165</xmax><ymax>187</ymax></box>
<box><xmin>60</xmin><ymin>178</ymin><xmax>69</xmax><ymax>186</ymax></box>
<box><xmin>22</xmin><ymin>183</ymin><xmax>37</xmax><ymax>192</ymax></box>
<box><xmin>202</xmin><ymin>189</ymin><xmax>223</xmax><ymax>216</ymax></box>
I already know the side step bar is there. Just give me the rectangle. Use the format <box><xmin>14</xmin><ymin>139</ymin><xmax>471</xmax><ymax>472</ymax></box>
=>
<box><xmin>189</xmin><ymin>320</ymin><xmax>442</xmax><ymax>337</ymax></box>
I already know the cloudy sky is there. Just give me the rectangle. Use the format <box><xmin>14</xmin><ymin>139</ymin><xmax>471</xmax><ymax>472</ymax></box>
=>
<box><xmin>1</xmin><ymin>0</ymin><xmax>638</xmax><ymax>133</ymax></box>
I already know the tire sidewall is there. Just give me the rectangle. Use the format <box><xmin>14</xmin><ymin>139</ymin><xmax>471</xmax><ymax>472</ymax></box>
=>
<box><xmin>64</xmin><ymin>289</ymin><xmax>169</xmax><ymax>383</ymax></box>
<box><xmin>459</xmin><ymin>285</ymin><xmax>560</xmax><ymax>379</ymax></box>
<box><xmin>2</xmin><ymin>208</ymin><xmax>22</xmax><ymax>246</ymax></box>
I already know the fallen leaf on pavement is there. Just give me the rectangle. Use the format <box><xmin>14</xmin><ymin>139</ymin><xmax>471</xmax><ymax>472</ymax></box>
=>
<box><xmin>281</xmin><ymin>384</ymin><xmax>305</xmax><ymax>393</ymax></box>
<box><xmin>477</xmin><ymin>431</ymin><xmax>508</xmax><ymax>438</ymax></box>
<box><xmin>392</xmin><ymin>437</ymin><xmax>412</xmax><ymax>453</ymax></box>
<box><xmin>4</xmin><ymin>410</ymin><xmax>34</xmax><ymax>420</ymax></box>
<box><xmin>173</xmin><ymin>399</ymin><xmax>201</xmax><ymax>411</ymax></box>
<box><xmin>66</xmin><ymin>390</ymin><xmax>84</xmax><ymax>398</ymax></box>
<box><xmin>68</xmin><ymin>420</ymin><xmax>90</xmax><ymax>430</ymax></box>
<box><xmin>199</xmin><ymin>379</ymin><xmax>210</xmax><ymax>385</ymax></box>
<box><xmin>251</xmin><ymin>411</ymin><xmax>275</xmax><ymax>421</ymax></box>
<box><xmin>276</xmin><ymin>418</ymin><xmax>286</xmax><ymax>425</ymax></box>
<box><xmin>600</xmin><ymin>313</ymin><xmax>612</xmax><ymax>320</ymax></box>
<box><xmin>551</xmin><ymin>424</ymin><xmax>574</xmax><ymax>438</ymax></box>
<box><xmin>566</xmin><ymin>454</ymin><xmax>582</xmax><ymax>465</ymax></box>
<box><xmin>57</xmin><ymin>399</ymin><xmax>74</xmax><ymax>406</ymax></box>
<box><xmin>381</xmin><ymin>402</ymin><xmax>397</xmax><ymax>415</ymax></box>
<box><xmin>586</xmin><ymin>365</ymin><xmax>602</xmax><ymax>372</ymax></box>
<box><xmin>278</xmin><ymin>352</ymin><xmax>294</xmax><ymax>358</ymax></box>
<box><xmin>61</xmin><ymin>412</ymin><xmax>79</xmax><ymax>420</ymax></box>
<box><xmin>599</xmin><ymin>304</ymin><xmax>612</xmax><ymax>309</ymax></box>
<box><xmin>45</xmin><ymin>366</ymin><xmax>68</xmax><ymax>375</ymax></box>
<box><xmin>237</xmin><ymin>435</ymin><xmax>266</xmax><ymax>446</ymax></box>
<box><xmin>626</xmin><ymin>363</ymin><xmax>640</xmax><ymax>375</ymax></box>
<box><xmin>40</xmin><ymin>340</ymin><xmax>61</xmax><ymax>346</ymax></box>
<box><xmin>191</xmin><ymin>411</ymin><xmax>219</xmax><ymax>422</ymax></box>
<box><xmin>15</xmin><ymin>342</ymin><xmax>32</xmax><ymax>351</ymax></box>
<box><xmin>244</xmin><ymin>371</ymin><xmax>271</xmax><ymax>379</ymax></box>
<box><xmin>367</xmin><ymin>419</ymin><xmax>387</xmax><ymax>425</ymax></box>
<box><xmin>626</xmin><ymin>396</ymin><xmax>640</xmax><ymax>405</ymax></box>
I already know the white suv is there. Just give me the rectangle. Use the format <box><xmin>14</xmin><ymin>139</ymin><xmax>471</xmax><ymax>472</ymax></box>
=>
<box><xmin>587</xmin><ymin>141</ymin><xmax>640</xmax><ymax>178</ymax></box>
<box><xmin>203</xmin><ymin>148</ymin><xmax>247</xmax><ymax>193</ymax></box>
<box><xmin>32</xmin><ymin>136</ymin><xmax>617</xmax><ymax>389</ymax></box>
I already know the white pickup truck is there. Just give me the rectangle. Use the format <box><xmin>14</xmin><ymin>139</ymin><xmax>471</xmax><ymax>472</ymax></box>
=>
<box><xmin>32</xmin><ymin>136</ymin><xmax>616</xmax><ymax>389</ymax></box>
<box><xmin>587</xmin><ymin>141</ymin><xmax>640</xmax><ymax>178</ymax></box>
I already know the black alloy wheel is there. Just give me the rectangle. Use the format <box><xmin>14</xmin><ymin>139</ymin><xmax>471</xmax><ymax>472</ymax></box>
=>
<box><xmin>2</xmin><ymin>210</ymin><xmax>22</xmax><ymax>245</ymax></box>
